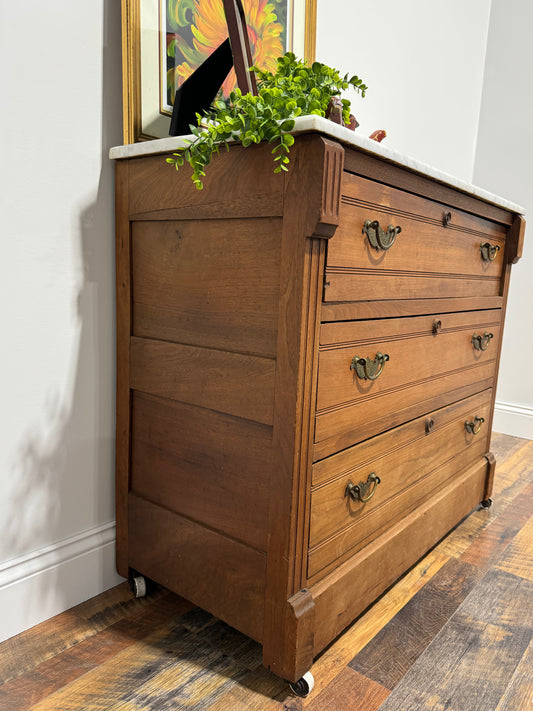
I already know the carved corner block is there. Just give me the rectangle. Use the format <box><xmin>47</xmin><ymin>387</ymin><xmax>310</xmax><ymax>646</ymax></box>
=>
<box><xmin>289</xmin><ymin>134</ymin><xmax>344</xmax><ymax>241</ymax></box>
<box><xmin>262</xmin><ymin>588</ymin><xmax>316</xmax><ymax>683</ymax></box>
<box><xmin>314</xmin><ymin>138</ymin><xmax>345</xmax><ymax>239</ymax></box>
<box><xmin>507</xmin><ymin>214</ymin><xmax>526</xmax><ymax>264</ymax></box>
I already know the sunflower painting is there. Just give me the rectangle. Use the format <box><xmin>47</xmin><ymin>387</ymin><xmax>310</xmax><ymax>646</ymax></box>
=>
<box><xmin>161</xmin><ymin>0</ymin><xmax>287</xmax><ymax>114</ymax></box>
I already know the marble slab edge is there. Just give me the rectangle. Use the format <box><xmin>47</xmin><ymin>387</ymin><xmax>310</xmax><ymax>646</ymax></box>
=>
<box><xmin>109</xmin><ymin>115</ymin><xmax>525</xmax><ymax>215</ymax></box>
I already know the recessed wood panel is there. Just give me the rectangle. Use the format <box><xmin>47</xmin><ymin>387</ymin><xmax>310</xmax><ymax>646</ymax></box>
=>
<box><xmin>126</xmin><ymin>140</ymin><xmax>285</xmax><ymax>219</ymax></box>
<box><xmin>130</xmin><ymin>337</ymin><xmax>275</xmax><ymax>425</ymax></box>
<box><xmin>128</xmin><ymin>494</ymin><xmax>266</xmax><ymax>643</ymax></box>
<box><xmin>131</xmin><ymin>392</ymin><xmax>272</xmax><ymax>551</ymax></box>
<box><xmin>131</xmin><ymin>217</ymin><xmax>281</xmax><ymax>357</ymax></box>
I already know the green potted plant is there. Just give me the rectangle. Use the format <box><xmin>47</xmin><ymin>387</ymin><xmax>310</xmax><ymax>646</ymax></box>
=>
<box><xmin>167</xmin><ymin>52</ymin><xmax>372</xmax><ymax>189</ymax></box>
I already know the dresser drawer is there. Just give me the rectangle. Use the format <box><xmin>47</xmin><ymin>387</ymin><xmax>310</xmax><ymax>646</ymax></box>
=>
<box><xmin>324</xmin><ymin>173</ymin><xmax>507</xmax><ymax>302</ymax></box>
<box><xmin>308</xmin><ymin>390</ymin><xmax>492</xmax><ymax>581</ymax></box>
<box><xmin>315</xmin><ymin>309</ymin><xmax>500</xmax><ymax>455</ymax></box>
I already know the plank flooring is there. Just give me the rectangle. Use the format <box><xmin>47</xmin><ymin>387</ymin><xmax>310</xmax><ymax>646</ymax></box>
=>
<box><xmin>0</xmin><ymin>432</ymin><xmax>532</xmax><ymax>710</ymax></box>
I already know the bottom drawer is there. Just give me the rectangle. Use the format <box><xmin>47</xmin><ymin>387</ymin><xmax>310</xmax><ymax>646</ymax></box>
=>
<box><xmin>310</xmin><ymin>457</ymin><xmax>489</xmax><ymax>653</ymax></box>
<box><xmin>308</xmin><ymin>390</ymin><xmax>492</xmax><ymax>581</ymax></box>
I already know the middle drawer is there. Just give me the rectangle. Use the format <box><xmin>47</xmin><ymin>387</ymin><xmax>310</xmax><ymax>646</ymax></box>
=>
<box><xmin>315</xmin><ymin>309</ymin><xmax>501</xmax><ymax>458</ymax></box>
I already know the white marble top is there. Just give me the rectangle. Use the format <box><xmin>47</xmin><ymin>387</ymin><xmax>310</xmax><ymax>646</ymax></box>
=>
<box><xmin>109</xmin><ymin>115</ymin><xmax>524</xmax><ymax>214</ymax></box>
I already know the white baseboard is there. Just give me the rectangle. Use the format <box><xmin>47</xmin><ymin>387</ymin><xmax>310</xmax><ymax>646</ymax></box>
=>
<box><xmin>493</xmin><ymin>401</ymin><xmax>533</xmax><ymax>441</ymax></box>
<box><xmin>0</xmin><ymin>522</ymin><xmax>124</xmax><ymax>643</ymax></box>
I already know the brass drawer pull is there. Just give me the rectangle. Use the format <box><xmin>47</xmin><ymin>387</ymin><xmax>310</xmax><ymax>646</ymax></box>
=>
<box><xmin>480</xmin><ymin>242</ymin><xmax>501</xmax><ymax>262</ymax></box>
<box><xmin>351</xmin><ymin>352</ymin><xmax>390</xmax><ymax>381</ymax></box>
<box><xmin>345</xmin><ymin>472</ymin><xmax>381</xmax><ymax>503</ymax></box>
<box><xmin>363</xmin><ymin>220</ymin><xmax>402</xmax><ymax>251</ymax></box>
<box><xmin>472</xmin><ymin>332</ymin><xmax>493</xmax><ymax>351</ymax></box>
<box><xmin>465</xmin><ymin>416</ymin><xmax>485</xmax><ymax>435</ymax></box>
<box><xmin>443</xmin><ymin>211</ymin><xmax>452</xmax><ymax>227</ymax></box>
<box><xmin>432</xmin><ymin>319</ymin><xmax>442</xmax><ymax>335</ymax></box>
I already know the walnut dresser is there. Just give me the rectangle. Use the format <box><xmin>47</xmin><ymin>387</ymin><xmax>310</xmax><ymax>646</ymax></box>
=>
<box><xmin>110</xmin><ymin>116</ymin><xmax>525</xmax><ymax>688</ymax></box>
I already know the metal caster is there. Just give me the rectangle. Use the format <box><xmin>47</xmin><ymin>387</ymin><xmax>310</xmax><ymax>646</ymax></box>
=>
<box><xmin>480</xmin><ymin>498</ymin><xmax>493</xmax><ymax>509</ymax></box>
<box><xmin>129</xmin><ymin>574</ymin><xmax>147</xmax><ymax>598</ymax></box>
<box><xmin>289</xmin><ymin>671</ymin><xmax>315</xmax><ymax>697</ymax></box>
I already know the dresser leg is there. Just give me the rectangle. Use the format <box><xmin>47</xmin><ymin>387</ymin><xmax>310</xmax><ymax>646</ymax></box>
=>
<box><xmin>480</xmin><ymin>497</ymin><xmax>493</xmax><ymax>509</ymax></box>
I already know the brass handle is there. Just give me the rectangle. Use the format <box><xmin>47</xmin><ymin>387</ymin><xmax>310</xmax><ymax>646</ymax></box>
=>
<box><xmin>345</xmin><ymin>472</ymin><xmax>381</xmax><ymax>503</ymax></box>
<box><xmin>472</xmin><ymin>332</ymin><xmax>493</xmax><ymax>351</ymax></box>
<box><xmin>480</xmin><ymin>242</ymin><xmax>501</xmax><ymax>262</ymax></box>
<box><xmin>443</xmin><ymin>211</ymin><xmax>452</xmax><ymax>227</ymax></box>
<box><xmin>363</xmin><ymin>220</ymin><xmax>402</xmax><ymax>251</ymax></box>
<box><xmin>465</xmin><ymin>416</ymin><xmax>485</xmax><ymax>435</ymax></box>
<box><xmin>351</xmin><ymin>352</ymin><xmax>390</xmax><ymax>380</ymax></box>
<box><xmin>432</xmin><ymin>319</ymin><xmax>442</xmax><ymax>335</ymax></box>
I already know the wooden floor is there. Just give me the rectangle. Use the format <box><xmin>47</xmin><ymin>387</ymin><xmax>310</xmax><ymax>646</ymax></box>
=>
<box><xmin>0</xmin><ymin>432</ymin><xmax>532</xmax><ymax>710</ymax></box>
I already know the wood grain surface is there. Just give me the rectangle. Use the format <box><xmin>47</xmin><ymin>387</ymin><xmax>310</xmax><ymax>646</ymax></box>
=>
<box><xmin>348</xmin><ymin>558</ymin><xmax>483</xmax><ymax>689</ymax></box>
<box><xmin>376</xmin><ymin>569</ymin><xmax>533</xmax><ymax>711</ymax></box>
<box><xmin>131</xmin><ymin>217</ymin><xmax>282</xmax><ymax>358</ymax></box>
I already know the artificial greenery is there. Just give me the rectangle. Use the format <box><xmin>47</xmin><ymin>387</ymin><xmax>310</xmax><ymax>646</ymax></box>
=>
<box><xmin>166</xmin><ymin>52</ymin><xmax>367</xmax><ymax>189</ymax></box>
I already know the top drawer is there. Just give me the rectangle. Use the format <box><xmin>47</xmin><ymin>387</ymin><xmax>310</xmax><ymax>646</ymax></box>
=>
<box><xmin>324</xmin><ymin>173</ymin><xmax>507</xmax><ymax>302</ymax></box>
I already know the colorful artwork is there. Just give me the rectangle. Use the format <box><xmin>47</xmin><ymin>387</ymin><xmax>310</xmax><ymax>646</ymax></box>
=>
<box><xmin>162</xmin><ymin>0</ymin><xmax>287</xmax><ymax>113</ymax></box>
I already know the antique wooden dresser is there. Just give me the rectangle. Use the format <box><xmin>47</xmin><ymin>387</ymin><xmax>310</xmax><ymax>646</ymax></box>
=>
<box><xmin>111</xmin><ymin>117</ymin><xmax>525</xmax><ymax>687</ymax></box>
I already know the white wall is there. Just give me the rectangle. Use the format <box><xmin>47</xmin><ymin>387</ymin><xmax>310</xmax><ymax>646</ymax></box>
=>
<box><xmin>0</xmin><ymin>0</ymin><xmax>124</xmax><ymax>641</ymax></box>
<box><xmin>473</xmin><ymin>0</ymin><xmax>533</xmax><ymax>439</ymax></box>
<box><xmin>316</xmin><ymin>0</ymin><xmax>492</xmax><ymax>181</ymax></box>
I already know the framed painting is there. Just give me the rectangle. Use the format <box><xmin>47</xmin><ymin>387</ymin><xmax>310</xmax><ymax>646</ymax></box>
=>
<box><xmin>121</xmin><ymin>0</ymin><xmax>317</xmax><ymax>143</ymax></box>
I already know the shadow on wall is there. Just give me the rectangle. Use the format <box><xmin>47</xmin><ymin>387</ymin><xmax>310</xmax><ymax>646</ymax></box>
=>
<box><xmin>1</xmin><ymin>0</ymin><xmax>124</xmax><ymax>638</ymax></box>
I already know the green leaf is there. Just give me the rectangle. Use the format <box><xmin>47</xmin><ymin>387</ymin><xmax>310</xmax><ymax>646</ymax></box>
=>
<box><xmin>166</xmin><ymin>50</ymin><xmax>367</xmax><ymax>187</ymax></box>
<box><xmin>280</xmin><ymin>119</ymin><xmax>295</xmax><ymax>132</ymax></box>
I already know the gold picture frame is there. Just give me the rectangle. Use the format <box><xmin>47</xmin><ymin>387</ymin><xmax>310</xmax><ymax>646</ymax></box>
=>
<box><xmin>121</xmin><ymin>0</ymin><xmax>317</xmax><ymax>144</ymax></box>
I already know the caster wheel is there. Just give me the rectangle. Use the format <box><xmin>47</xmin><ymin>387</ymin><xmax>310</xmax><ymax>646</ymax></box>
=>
<box><xmin>289</xmin><ymin>671</ymin><xmax>314</xmax><ymax>698</ymax></box>
<box><xmin>130</xmin><ymin>575</ymin><xmax>147</xmax><ymax>598</ymax></box>
<box><xmin>481</xmin><ymin>498</ymin><xmax>493</xmax><ymax>509</ymax></box>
